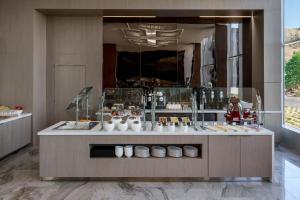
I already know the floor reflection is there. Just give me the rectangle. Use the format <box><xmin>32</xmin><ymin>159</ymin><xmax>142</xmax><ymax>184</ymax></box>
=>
<box><xmin>283</xmin><ymin>159</ymin><xmax>300</xmax><ymax>199</ymax></box>
<box><xmin>0</xmin><ymin>146</ymin><xmax>299</xmax><ymax>200</ymax></box>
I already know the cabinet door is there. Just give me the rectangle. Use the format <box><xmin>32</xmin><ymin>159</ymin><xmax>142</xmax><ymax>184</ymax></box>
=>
<box><xmin>11</xmin><ymin>119</ymin><xmax>23</xmax><ymax>151</ymax></box>
<box><xmin>209</xmin><ymin>136</ymin><xmax>241</xmax><ymax>177</ymax></box>
<box><xmin>23</xmin><ymin>117</ymin><xmax>32</xmax><ymax>146</ymax></box>
<box><xmin>241</xmin><ymin>136</ymin><xmax>272</xmax><ymax>177</ymax></box>
<box><xmin>0</xmin><ymin>123</ymin><xmax>12</xmax><ymax>158</ymax></box>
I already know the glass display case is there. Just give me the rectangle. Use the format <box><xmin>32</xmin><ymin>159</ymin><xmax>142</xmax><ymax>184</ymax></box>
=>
<box><xmin>196</xmin><ymin>87</ymin><xmax>264</xmax><ymax>129</ymax></box>
<box><xmin>98</xmin><ymin>87</ymin><xmax>263</xmax><ymax>132</ymax></box>
<box><xmin>99</xmin><ymin>88</ymin><xmax>146</xmax><ymax>131</ymax></box>
<box><xmin>150</xmin><ymin>88</ymin><xmax>198</xmax><ymax>130</ymax></box>
<box><xmin>66</xmin><ymin>86</ymin><xmax>93</xmax><ymax>122</ymax></box>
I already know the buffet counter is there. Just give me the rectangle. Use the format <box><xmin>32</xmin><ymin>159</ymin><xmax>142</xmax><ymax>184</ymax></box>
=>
<box><xmin>38</xmin><ymin>121</ymin><xmax>274</xmax><ymax>182</ymax></box>
<box><xmin>0</xmin><ymin>113</ymin><xmax>32</xmax><ymax>159</ymax></box>
<box><xmin>38</xmin><ymin>121</ymin><xmax>274</xmax><ymax>136</ymax></box>
<box><xmin>0</xmin><ymin>113</ymin><xmax>32</xmax><ymax>125</ymax></box>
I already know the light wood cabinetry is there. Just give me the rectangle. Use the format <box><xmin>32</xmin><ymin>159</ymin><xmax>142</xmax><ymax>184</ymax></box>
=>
<box><xmin>39</xmin><ymin>131</ymin><xmax>273</xmax><ymax>179</ymax></box>
<box><xmin>0</xmin><ymin>116</ymin><xmax>32</xmax><ymax>159</ymax></box>
<box><xmin>0</xmin><ymin>123</ymin><xmax>12</xmax><ymax>158</ymax></box>
<box><xmin>241</xmin><ymin>136</ymin><xmax>272</xmax><ymax>177</ymax></box>
<box><xmin>40</xmin><ymin>135</ymin><xmax>208</xmax><ymax>178</ymax></box>
<box><xmin>208</xmin><ymin>135</ymin><xmax>272</xmax><ymax>178</ymax></box>
<box><xmin>208</xmin><ymin>136</ymin><xmax>241</xmax><ymax>177</ymax></box>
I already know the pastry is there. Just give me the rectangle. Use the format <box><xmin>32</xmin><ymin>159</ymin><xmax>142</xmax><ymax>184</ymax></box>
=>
<box><xmin>181</xmin><ymin>117</ymin><xmax>191</xmax><ymax>126</ymax></box>
<box><xmin>170</xmin><ymin>117</ymin><xmax>179</xmax><ymax>125</ymax></box>
<box><xmin>159</xmin><ymin>117</ymin><xmax>168</xmax><ymax>126</ymax></box>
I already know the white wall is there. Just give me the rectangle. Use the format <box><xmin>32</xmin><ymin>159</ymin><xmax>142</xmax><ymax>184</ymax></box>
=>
<box><xmin>0</xmin><ymin>0</ymin><xmax>33</xmax><ymax>112</ymax></box>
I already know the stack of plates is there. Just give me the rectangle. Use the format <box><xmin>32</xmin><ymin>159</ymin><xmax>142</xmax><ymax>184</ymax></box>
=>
<box><xmin>183</xmin><ymin>146</ymin><xmax>198</xmax><ymax>157</ymax></box>
<box><xmin>151</xmin><ymin>146</ymin><xmax>166</xmax><ymax>158</ymax></box>
<box><xmin>167</xmin><ymin>146</ymin><xmax>183</xmax><ymax>158</ymax></box>
<box><xmin>135</xmin><ymin>146</ymin><xmax>150</xmax><ymax>158</ymax></box>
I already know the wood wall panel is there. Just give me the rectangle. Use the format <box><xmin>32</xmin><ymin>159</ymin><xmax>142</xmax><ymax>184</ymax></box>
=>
<box><xmin>46</xmin><ymin>16</ymin><xmax>103</xmax><ymax>124</ymax></box>
<box><xmin>33</xmin><ymin>0</ymin><xmax>280</xmax><ymax>10</ymax></box>
<box><xmin>33</xmin><ymin>11</ymin><xmax>47</xmax><ymax>144</ymax></box>
<box><xmin>0</xmin><ymin>0</ymin><xmax>33</xmax><ymax>112</ymax></box>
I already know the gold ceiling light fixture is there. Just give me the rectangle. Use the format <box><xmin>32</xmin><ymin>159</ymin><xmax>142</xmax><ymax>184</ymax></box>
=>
<box><xmin>121</xmin><ymin>23</ymin><xmax>183</xmax><ymax>47</ymax></box>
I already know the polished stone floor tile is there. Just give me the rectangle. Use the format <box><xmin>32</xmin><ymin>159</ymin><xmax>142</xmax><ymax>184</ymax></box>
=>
<box><xmin>0</xmin><ymin>146</ymin><xmax>300</xmax><ymax>200</ymax></box>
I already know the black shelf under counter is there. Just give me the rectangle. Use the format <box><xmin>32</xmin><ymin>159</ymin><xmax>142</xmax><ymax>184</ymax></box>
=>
<box><xmin>90</xmin><ymin>145</ymin><xmax>115</xmax><ymax>158</ymax></box>
<box><xmin>89</xmin><ymin>144</ymin><xmax>202</xmax><ymax>158</ymax></box>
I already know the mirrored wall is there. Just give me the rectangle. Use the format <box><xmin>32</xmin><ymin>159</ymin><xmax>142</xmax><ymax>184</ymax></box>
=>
<box><xmin>103</xmin><ymin>18</ymin><xmax>250</xmax><ymax>89</ymax></box>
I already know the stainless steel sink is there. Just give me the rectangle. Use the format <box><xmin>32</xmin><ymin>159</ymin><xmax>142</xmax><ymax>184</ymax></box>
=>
<box><xmin>54</xmin><ymin>121</ymin><xmax>99</xmax><ymax>130</ymax></box>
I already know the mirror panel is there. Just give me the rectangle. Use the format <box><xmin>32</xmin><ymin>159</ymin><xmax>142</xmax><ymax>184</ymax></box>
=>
<box><xmin>103</xmin><ymin>18</ymin><xmax>251</xmax><ymax>90</ymax></box>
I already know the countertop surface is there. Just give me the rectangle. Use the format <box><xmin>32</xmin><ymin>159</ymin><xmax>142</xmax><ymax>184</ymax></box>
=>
<box><xmin>38</xmin><ymin>121</ymin><xmax>274</xmax><ymax>136</ymax></box>
<box><xmin>0</xmin><ymin>113</ymin><xmax>32</xmax><ymax>125</ymax></box>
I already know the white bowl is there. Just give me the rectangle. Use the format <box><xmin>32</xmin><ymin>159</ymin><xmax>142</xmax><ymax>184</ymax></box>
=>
<box><xmin>131</xmin><ymin>120</ymin><xmax>142</xmax><ymax>132</ymax></box>
<box><xmin>127</xmin><ymin>116</ymin><xmax>140</xmax><ymax>129</ymax></box>
<box><xmin>117</xmin><ymin>121</ymin><xmax>128</xmax><ymax>131</ymax></box>
<box><xmin>155</xmin><ymin>123</ymin><xmax>163</xmax><ymax>132</ymax></box>
<box><xmin>111</xmin><ymin>116</ymin><xmax>122</xmax><ymax>125</ymax></box>
<box><xmin>167</xmin><ymin>122</ymin><xmax>175</xmax><ymax>132</ymax></box>
<box><xmin>180</xmin><ymin>122</ymin><xmax>188</xmax><ymax>132</ymax></box>
<box><xmin>103</xmin><ymin>121</ymin><xmax>115</xmax><ymax>131</ymax></box>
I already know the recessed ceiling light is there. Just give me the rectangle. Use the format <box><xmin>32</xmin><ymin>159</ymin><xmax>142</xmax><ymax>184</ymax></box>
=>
<box><xmin>199</xmin><ymin>16</ymin><xmax>252</xmax><ymax>18</ymax></box>
<box><xmin>103</xmin><ymin>16</ymin><xmax>156</xmax><ymax>18</ymax></box>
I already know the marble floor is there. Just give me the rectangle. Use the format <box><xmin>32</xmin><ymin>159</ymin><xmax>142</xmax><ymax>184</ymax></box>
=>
<box><xmin>0</xmin><ymin>146</ymin><xmax>300</xmax><ymax>200</ymax></box>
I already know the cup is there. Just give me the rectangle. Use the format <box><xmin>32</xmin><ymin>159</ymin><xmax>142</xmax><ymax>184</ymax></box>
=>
<box><xmin>124</xmin><ymin>145</ymin><xmax>133</xmax><ymax>158</ymax></box>
<box><xmin>115</xmin><ymin>146</ymin><xmax>123</xmax><ymax>158</ymax></box>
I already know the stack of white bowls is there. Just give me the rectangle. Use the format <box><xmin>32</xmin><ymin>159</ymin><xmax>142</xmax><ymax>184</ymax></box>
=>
<box><xmin>135</xmin><ymin>146</ymin><xmax>150</xmax><ymax>158</ymax></box>
<box><xmin>151</xmin><ymin>146</ymin><xmax>166</xmax><ymax>158</ymax></box>
<box><xmin>167</xmin><ymin>146</ymin><xmax>183</xmax><ymax>158</ymax></box>
<box><xmin>183</xmin><ymin>146</ymin><xmax>198</xmax><ymax>157</ymax></box>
